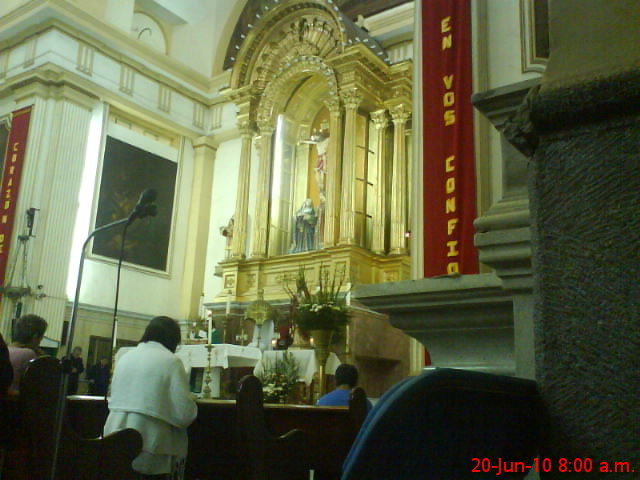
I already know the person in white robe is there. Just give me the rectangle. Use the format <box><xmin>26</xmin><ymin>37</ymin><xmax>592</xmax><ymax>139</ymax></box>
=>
<box><xmin>105</xmin><ymin>316</ymin><xmax>197</xmax><ymax>479</ymax></box>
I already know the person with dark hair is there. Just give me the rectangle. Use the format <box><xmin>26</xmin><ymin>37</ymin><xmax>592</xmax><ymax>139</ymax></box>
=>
<box><xmin>316</xmin><ymin>363</ymin><xmax>373</xmax><ymax>409</ymax></box>
<box><xmin>8</xmin><ymin>314</ymin><xmax>48</xmax><ymax>394</ymax></box>
<box><xmin>0</xmin><ymin>332</ymin><xmax>13</xmax><ymax>396</ymax></box>
<box><xmin>87</xmin><ymin>357</ymin><xmax>110</xmax><ymax>396</ymax></box>
<box><xmin>66</xmin><ymin>346</ymin><xmax>84</xmax><ymax>395</ymax></box>
<box><xmin>104</xmin><ymin>316</ymin><xmax>197</xmax><ymax>479</ymax></box>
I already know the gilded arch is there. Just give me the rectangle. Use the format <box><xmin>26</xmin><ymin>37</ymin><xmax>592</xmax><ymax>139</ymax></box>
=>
<box><xmin>257</xmin><ymin>55</ymin><xmax>339</xmax><ymax>130</ymax></box>
<box><xmin>230</xmin><ymin>1</ymin><xmax>347</xmax><ymax>91</ymax></box>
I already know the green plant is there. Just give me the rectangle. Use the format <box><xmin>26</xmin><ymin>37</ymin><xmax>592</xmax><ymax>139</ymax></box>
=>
<box><xmin>256</xmin><ymin>352</ymin><xmax>300</xmax><ymax>404</ymax></box>
<box><xmin>285</xmin><ymin>266</ymin><xmax>349</xmax><ymax>334</ymax></box>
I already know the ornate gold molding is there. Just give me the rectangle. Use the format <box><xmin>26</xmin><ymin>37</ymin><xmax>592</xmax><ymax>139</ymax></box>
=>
<box><xmin>216</xmin><ymin>245</ymin><xmax>410</xmax><ymax>303</ymax></box>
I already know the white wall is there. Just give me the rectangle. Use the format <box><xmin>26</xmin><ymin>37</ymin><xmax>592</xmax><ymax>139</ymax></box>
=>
<box><xmin>484</xmin><ymin>0</ymin><xmax>540</xmax><ymax>89</ymax></box>
<box><xmin>203</xmin><ymin>136</ymin><xmax>241</xmax><ymax>301</ymax></box>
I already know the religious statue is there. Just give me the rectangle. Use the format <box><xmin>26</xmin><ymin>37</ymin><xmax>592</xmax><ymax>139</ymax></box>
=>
<box><xmin>314</xmin><ymin>132</ymin><xmax>329</xmax><ymax>196</ymax></box>
<box><xmin>289</xmin><ymin>199</ymin><xmax>317</xmax><ymax>253</ymax></box>
<box><xmin>220</xmin><ymin>215</ymin><xmax>234</xmax><ymax>259</ymax></box>
<box><xmin>312</xmin><ymin>123</ymin><xmax>329</xmax><ymax>249</ymax></box>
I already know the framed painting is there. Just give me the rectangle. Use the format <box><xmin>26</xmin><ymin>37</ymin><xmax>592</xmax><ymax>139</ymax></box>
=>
<box><xmin>92</xmin><ymin>135</ymin><xmax>177</xmax><ymax>272</ymax></box>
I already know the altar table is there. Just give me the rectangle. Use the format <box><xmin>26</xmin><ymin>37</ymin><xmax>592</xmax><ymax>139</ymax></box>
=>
<box><xmin>253</xmin><ymin>349</ymin><xmax>341</xmax><ymax>385</ymax></box>
<box><xmin>116</xmin><ymin>344</ymin><xmax>262</xmax><ymax>397</ymax></box>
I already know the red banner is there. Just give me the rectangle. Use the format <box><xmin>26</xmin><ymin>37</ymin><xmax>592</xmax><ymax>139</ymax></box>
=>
<box><xmin>422</xmin><ymin>0</ymin><xmax>478</xmax><ymax>277</ymax></box>
<box><xmin>0</xmin><ymin>106</ymin><xmax>33</xmax><ymax>287</ymax></box>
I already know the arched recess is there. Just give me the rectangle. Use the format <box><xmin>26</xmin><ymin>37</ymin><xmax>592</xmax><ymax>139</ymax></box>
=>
<box><xmin>257</xmin><ymin>56</ymin><xmax>339</xmax><ymax>129</ymax></box>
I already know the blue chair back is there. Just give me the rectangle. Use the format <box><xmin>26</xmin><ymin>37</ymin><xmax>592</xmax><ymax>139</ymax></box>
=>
<box><xmin>342</xmin><ymin>368</ymin><xmax>540</xmax><ymax>480</ymax></box>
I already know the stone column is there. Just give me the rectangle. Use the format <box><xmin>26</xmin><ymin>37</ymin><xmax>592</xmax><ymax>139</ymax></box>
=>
<box><xmin>5</xmin><ymin>82</ymin><xmax>96</xmax><ymax>342</ymax></box>
<box><xmin>323</xmin><ymin>97</ymin><xmax>342</xmax><ymax>248</ymax></box>
<box><xmin>180</xmin><ymin>136</ymin><xmax>217</xmax><ymax>320</ymax></box>
<box><xmin>230</xmin><ymin>120</ymin><xmax>255</xmax><ymax>259</ymax></box>
<box><xmin>250</xmin><ymin>121</ymin><xmax>274</xmax><ymax>258</ymax></box>
<box><xmin>339</xmin><ymin>89</ymin><xmax>363</xmax><ymax>246</ymax></box>
<box><xmin>529</xmin><ymin>0</ymin><xmax>639</xmax><ymax>470</ymax></box>
<box><xmin>370</xmin><ymin>109</ymin><xmax>389</xmax><ymax>255</ymax></box>
<box><xmin>389</xmin><ymin>104</ymin><xmax>411</xmax><ymax>254</ymax></box>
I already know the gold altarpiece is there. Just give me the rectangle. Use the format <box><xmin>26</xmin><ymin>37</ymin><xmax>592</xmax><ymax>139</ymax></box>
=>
<box><xmin>216</xmin><ymin>0</ymin><xmax>412</xmax><ymax>313</ymax></box>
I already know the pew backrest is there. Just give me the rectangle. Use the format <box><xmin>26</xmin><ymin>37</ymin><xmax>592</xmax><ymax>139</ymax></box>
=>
<box><xmin>16</xmin><ymin>356</ymin><xmax>143</xmax><ymax>480</ymax></box>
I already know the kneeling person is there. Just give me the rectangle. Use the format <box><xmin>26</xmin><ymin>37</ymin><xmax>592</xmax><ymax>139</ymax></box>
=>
<box><xmin>105</xmin><ymin>316</ymin><xmax>197</xmax><ymax>479</ymax></box>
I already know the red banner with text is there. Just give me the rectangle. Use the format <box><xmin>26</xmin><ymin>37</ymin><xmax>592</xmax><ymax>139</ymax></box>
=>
<box><xmin>422</xmin><ymin>0</ymin><xmax>478</xmax><ymax>277</ymax></box>
<box><xmin>0</xmin><ymin>106</ymin><xmax>33</xmax><ymax>288</ymax></box>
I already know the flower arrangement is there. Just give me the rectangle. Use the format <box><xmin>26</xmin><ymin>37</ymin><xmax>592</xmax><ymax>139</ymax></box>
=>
<box><xmin>256</xmin><ymin>352</ymin><xmax>300</xmax><ymax>404</ymax></box>
<box><xmin>284</xmin><ymin>266</ymin><xmax>349</xmax><ymax>334</ymax></box>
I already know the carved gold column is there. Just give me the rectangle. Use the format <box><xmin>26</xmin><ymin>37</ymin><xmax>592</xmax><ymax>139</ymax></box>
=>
<box><xmin>370</xmin><ymin>109</ymin><xmax>389</xmax><ymax>255</ymax></box>
<box><xmin>250</xmin><ymin>120</ymin><xmax>274</xmax><ymax>258</ymax></box>
<box><xmin>231</xmin><ymin>120</ymin><xmax>255</xmax><ymax>259</ymax></box>
<box><xmin>339</xmin><ymin>89</ymin><xmax>363</xmax><ymax>246</ymax></box>
<box><xmin>323</xmin><ymin>97</ymin><xmax>342</xmax><ymax>247</ymax></box>
<box><xmin>389</xmin><ymin>104</ymin><xmax>411</xmax><ymax>254</ymax></box>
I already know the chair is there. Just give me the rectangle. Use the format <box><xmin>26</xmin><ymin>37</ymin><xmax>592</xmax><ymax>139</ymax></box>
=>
<box><xmin>16</xmin><ymin>356</ymin><xmax>143</xmax><ymax>480</ymax></box>
<box><xmin>341</xmin><ymin>368</ymin><xmax>541</xmax><ymax>480</ymax></box>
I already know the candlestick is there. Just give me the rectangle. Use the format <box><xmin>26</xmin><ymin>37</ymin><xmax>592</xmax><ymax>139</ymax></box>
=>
<box><xmin>202</xmin><ymin>343</ymin><xmax>213</xmax><ymax>399</ymax></box>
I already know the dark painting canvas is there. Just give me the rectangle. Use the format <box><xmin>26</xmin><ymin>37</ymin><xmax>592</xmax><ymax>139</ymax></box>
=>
<box><xmin>92</xmin><ymin>136</ymin><xmax>177</xmax><ymax>271</ymax></box>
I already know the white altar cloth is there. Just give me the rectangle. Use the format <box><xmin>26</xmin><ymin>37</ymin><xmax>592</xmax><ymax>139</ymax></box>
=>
<box><xmin>253</xmin><ymin>349</ymin><xmax>342</xmax><ymax>385</ymax></box>
<box><xmin>116</xmin><ymin>344</ymin><xmax>262</xmax><ymax>397</ymax></box>
<box><xmin>176</xmin><ymin>343</ymin><xmax>262</xmax><ymax>369</ymax></box>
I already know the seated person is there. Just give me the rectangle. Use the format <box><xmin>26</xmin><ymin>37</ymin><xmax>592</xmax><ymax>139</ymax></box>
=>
<box><xmin>104</xmin><ymin>316</ymin><xmax>197</xmax><ymax>479</ymax></box>
<box><xmin>316</xmin><ymin>364</ymin><xmax>373</xmax><ymax>410</ymax></box>
<box><xmin>7</xmin><ymin>314</ymin><xmax>48</xmax><ymax>394</ymax></box>
<box><xmin>0</xmin><ymin>332</ymin><xmax>12</xmax><ymax>396</ymax></box>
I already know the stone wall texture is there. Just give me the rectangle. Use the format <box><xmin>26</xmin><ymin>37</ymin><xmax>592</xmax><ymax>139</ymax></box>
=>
<box><xmin>530</xmin><ymin>71</ymin><xmax>639</xmax><ymax>475</ymax></box>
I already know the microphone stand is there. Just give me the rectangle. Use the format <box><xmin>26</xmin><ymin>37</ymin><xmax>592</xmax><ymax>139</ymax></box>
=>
<box><xmin>49</xmin><ymin>215</ymin><xmax>130</xmax><ymax>480</ymax></box>
<box><xmin>107</xmin><ymin>220</ymin><xmax>130</xmax><ymax>386</ymax></box>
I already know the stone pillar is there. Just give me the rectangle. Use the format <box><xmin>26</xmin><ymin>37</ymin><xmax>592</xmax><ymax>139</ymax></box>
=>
<box><xmin>339</xmin><ymin>89</ymin><xmax>362</xmax><ymax>245</ymax></box>
<box><xmin>389</xmin><ymin>104</ymin><xmax>411</xmax><ymax>254</ymax></box>
<box><xmin>230</xmin><ymin>121</ymin><xmax>254</xmax><ymax>259</ymax></box>
<box><xmin>180</xmin><ymin>136</ymin><xmax>217</xmax><ymax>320</ymax></box>
<box><xmin>7</xmin><ymin>82</ymin><xmax>96</xmax><ymax>342</ymax></box>
<box><xmin>370</xmin><ymin>109</ymin><xmax>389</xmax><ymax>255</ymax></box>
<box><xmin>529</xmin><ymin>0</ymin><xmax>639</xmax><ymax>470</ymax></box>
<box><xmin>250</xmin><ymin>121</ymin><xmax>274</xmax><ymax>259</ymax></box>
<box><xmin>472</xmin><ymin>79</ymin><xmax>540</xmax><ymax>380</ymax></box>
<box><xmin>323</xmin><ymin>97</ymin><xmax>342</xmax><ymax>248</ymax></box>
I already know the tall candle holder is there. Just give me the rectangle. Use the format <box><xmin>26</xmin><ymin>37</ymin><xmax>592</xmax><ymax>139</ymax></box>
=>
<box><xmin>201</xmin><ymin>343</ymin><xmax>214</xmax><ymax>399</ymax></box>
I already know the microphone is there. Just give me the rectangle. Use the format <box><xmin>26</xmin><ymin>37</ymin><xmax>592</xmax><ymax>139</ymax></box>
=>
<box><xmin>128</xmin><ymin>188</ymin><xmax>157</xmax><ymax>223</ymax></box>
<box><xmin>139</xmin><ymin>203</ymin><xmax>157</xmax><ymax>219</ymax></box>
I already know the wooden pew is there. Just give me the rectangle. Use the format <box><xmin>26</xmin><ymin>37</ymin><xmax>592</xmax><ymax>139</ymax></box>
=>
<box><xmin>1</xmin><ymin>357</ymin><xmax>142</xmax><ymax>480</ymax></box>
<box><xmin>65</xmin><ymin>387</ymin><xmax>368</xmax><ymax>480</ymax></box>
<box><xmin>235</xmin><ymin>375</ymin><xmax>368</xmax><ymax>480</ymax></box>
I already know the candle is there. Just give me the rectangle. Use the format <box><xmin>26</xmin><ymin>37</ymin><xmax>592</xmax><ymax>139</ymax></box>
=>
<box><xmin>346</xmin><ymin>282</ymin><xmax>351</xmax><ymax>307</ymax></box>
<box><xmin>226</xmin><ymin>291</ymin><xmax>231</xmax><ymax>315</ymax></box>
<box><xmin>207</xmin><ymin>312</ymin><xmax>212</xmax><ymax>345</ymax></box>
